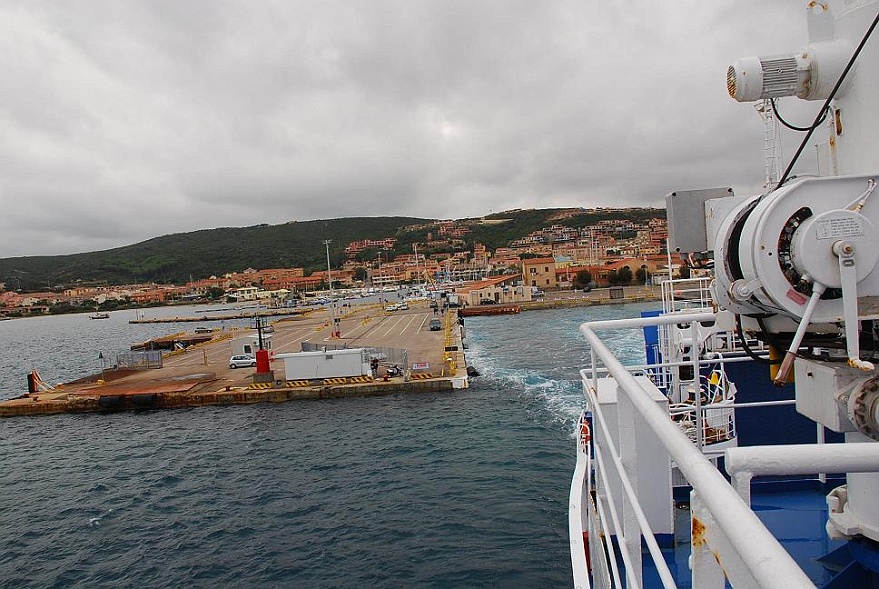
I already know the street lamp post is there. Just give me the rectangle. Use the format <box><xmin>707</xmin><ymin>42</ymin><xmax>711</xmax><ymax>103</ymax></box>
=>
<box><xmin>323</xmin><ymin>239</ymin><xmax>333</xmax><ymax>293</ymax></box>
<box><xmin>323</xmin><ymin>239</ymin><xmax>340</xmax><ymax>338</ymax></box>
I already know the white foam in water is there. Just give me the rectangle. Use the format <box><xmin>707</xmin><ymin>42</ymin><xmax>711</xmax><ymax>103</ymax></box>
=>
<box><xmin>87</xmin><ymin>508</ymin><xmax>114</xmax><ymax>528</ymax></box>
<box><xmin>463</xmin><ymin>303</ymin><xmax>655</xmax><ymax>435</ymax></box>
<box><xmin>466</xmin><ymin>336</ymin><xmax>585</xmax><ymax>431</ymax></box>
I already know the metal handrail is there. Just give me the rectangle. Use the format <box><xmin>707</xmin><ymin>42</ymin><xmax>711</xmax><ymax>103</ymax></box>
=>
<box><xmin>584</xmin><ymin>379</ymin><xmax>677</xmax><ymax>589</ymax></box>
<box><xmin>725</xmin><ymin>443</ymin><xmax>879</xmax><ymax>504</ymax></box>
<box><xmin>579</xmin><ymin>312</ymin><xmax>815</xmax><ymax>588</ymax></box>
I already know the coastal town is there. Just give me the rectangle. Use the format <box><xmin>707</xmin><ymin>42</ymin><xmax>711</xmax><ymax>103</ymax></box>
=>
<box><xmin>0</xmin><ymin>208</ymin><xmax>679</xmax><ymax>317</ymax></box>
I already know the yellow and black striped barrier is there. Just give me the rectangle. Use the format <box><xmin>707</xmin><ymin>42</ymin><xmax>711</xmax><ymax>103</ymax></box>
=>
<box><xmin>285</xmin><ymin>380</ymin><xmax>310</xmax><ymax>387</ymax></box>
<box><xmin>409</xmin><ymin>373</ymin><xmax>433</xmax><ymax>380</ymax></box>
<box><xmin>349</xmin><ymin>375</ymin><xmax>375</xmax><ymax>383</ymax></box>
<box><xmin>322</xmin><ymin>377</ymin><xmax>348</xmax><ymax>385</ymax></box>
<box><xmin>248</xmin><ymin>382</ymin><xmax>273</xmax><ymax>389</ymax></box>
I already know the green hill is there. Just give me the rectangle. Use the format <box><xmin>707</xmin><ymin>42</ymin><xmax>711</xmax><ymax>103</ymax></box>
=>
<box><xmin>0</xmin><ymin>217</ymin><xmax>428</xmax><ymax>289</ymax></box>
<box><xmin>0</xmin><ymin>208</ymin><xmax>664</xmax><ymax>290</ymax></box>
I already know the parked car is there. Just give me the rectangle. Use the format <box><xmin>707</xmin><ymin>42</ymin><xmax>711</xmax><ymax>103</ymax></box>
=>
<box><xmin>479</xmin><ymin>298</ymin><xmax>497</xmax><ymax>305</ymax></box>
<box><xmin>385</xmin><ymin>304</ymin><xmax>399</xmax><ymax>312</ymax></box>
<box><xmin>397</xmin><ymin>302</ymin><xmax>409</xmax><ymax>310</ymax></box>
<box><xmin>429</xmin><ymin>318</ymin><xmax>442</xmax><ymax>331</ymax></box>
<box><xmin>229</xmin><ymin>355</ymin><xmax>256</xmax><ymax>369</ymax></box>
<box><xmin>194</xmin><ymin>326</ymin><xmax>212</xmax><ymax>334</ymax></box>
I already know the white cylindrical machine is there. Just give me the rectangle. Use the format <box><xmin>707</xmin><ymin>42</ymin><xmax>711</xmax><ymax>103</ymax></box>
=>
<box><xmin>718</xmin><ymin>0</ymin><xmax>879</xmax><ymax>543</ymax></box>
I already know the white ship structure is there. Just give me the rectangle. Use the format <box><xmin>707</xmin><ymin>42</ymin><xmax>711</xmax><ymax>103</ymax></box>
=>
<box><xmin>570</xmin><ymin>2</ymin><xmax>879</xmax><ymax>587</ymax></box>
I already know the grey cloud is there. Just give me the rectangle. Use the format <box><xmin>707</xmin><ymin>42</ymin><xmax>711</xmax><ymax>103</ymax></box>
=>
<box><xmin>0</xmin><ymin>1</ymin><xmax>814</xmax><ymax>256</ymax></box>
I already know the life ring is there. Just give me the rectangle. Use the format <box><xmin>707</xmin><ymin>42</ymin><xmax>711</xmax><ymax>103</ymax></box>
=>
<box><xmin>580</xmin><ymin>421</ymin><xmax>591</xmax><ymax>442</ymax></box>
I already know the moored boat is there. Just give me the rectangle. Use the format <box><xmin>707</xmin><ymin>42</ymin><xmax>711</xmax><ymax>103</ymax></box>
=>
<box><xmin>458</xmin><ymin>304</ymin><xmax>521</xmax><ymax>317</ymax></box>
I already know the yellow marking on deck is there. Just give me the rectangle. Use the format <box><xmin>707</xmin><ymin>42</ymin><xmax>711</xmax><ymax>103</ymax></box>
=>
<box><xmin>322</xmin><ymin>377</ymin><xmax>348</xmax><ymax>385</ymax></box>
<box><xmin>409</xmin><ymin>373</ymin><xmax>433</xmax><ymax>380</ymax></box>
<box><xmin>349</xmin><ymin>375</ymin><xmax>375</xmax><ymax>383</ymax></box>
<box><xmin>248</xmin><ymin>382</ymin><xmax>273</xmax><ymax>389</ymax></box>
<box><xmin>285</xmin><ymin>380</ymin><xmax>310</xmax><ymax>387</ymax></box>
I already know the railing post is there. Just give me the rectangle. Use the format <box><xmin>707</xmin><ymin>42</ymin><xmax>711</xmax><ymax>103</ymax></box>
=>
<box><xmin>692</xmin><ymin>321</ymin><xmax>704</xmax><ymax>449</ymax></box>
<box><xmin>691</xmin><ymin>491</ymin><xmax>726</xmax><ymax>588</ymax></box>
<box><xmin>616</xmin><ymin>380</ymin><xmax>642</xmax><ymax>587</ymax></box>
<box><xmin>590</xmin><ymin>347</ymin><xmax>598</xmax><ymax>395</ymax></box>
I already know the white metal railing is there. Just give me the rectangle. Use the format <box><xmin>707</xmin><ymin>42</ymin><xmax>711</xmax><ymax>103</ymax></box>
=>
<box><xmin>725</xmin><ymin>443</ymin><xmax>879</xmax><ymax>504</ymax></box>
<box><xmin>660</xmin><ymin>277</ymin><xmax>713</xmax><ymax>312</ymax></box>
<box><xmin>576</xmin><ymin>312</ymin><xmax>815</xmax><ymax>588</ymax></box>
<box><xmin>581</xmin><ymin>380</ymin><xmax>678</xmax><ymax>589</ymax></box>
<box><xmin>569</xmin><ymin>413</ymin><xmax>592</xmax><ymax>589</ymax></box>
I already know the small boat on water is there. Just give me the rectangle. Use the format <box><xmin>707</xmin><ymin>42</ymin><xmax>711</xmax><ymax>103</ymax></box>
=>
<box><xmin>89</xmin><ymin>312</ymin><xmax>110</xmax><ymax>320</ymax></box>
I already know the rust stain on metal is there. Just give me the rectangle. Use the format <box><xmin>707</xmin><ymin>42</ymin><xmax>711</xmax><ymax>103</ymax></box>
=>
<box><xmin>692</xmin><ymin>517</ymin><xmax>706</xmax><ymax>547</ymax></box>
<box><xmin>713</xmin><ymin>549</ymin><xmax>731</xmax><ymax>579</ymax></box>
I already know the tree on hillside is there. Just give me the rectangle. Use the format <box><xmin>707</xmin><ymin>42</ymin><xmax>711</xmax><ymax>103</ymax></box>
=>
<box><xmin>608</xmin><ymin>266</ymin><xmax>633</xmax><ymax>285</ymax></box>
<box><xmin>574</xmin><ymin>269</ymin><xmax>592</xmax><ymax>289</ymax></box>
<box><xmin>635</xmin><ymin>265</ymin><xmax>650</xmax><ymax>285</ymax></box>
<box><xmin>354</xmin><ymin>247</ymin><xmax>381</xmax><ymax>263</ymax></box>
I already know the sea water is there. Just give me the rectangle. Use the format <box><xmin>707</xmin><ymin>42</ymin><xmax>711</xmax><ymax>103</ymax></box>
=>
<box><xmin>0</xmin><ymin>302</ymin><xmax>652</xmax><ymax>588</ymax></box>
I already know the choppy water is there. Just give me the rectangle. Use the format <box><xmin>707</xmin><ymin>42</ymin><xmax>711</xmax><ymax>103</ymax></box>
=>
<box><xmin>0</xmin><ymin>302</ymin><xmax>651</xmax><ymax>588</ymax></box>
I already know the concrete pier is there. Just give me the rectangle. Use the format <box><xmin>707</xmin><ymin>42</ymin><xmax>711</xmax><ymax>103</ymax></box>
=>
<box><xmin>1</xmin><ymin>300</ymin><xmax>468</xmax><ymax>418</ymax></box>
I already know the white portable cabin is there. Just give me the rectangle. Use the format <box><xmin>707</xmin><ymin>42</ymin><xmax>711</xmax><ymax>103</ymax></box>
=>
<box><xmin>230</xmin><ymin>332</ymin><xmax>273</xmax><ymax>356</ymax></box>
<box><xmin>276</xmin><ymin>348</ymin><xmax>370</xmax><ymax>380</ymax></box>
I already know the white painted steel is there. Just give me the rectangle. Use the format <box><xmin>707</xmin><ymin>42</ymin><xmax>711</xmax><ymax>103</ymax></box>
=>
<box><xmin>690</xmin><ymin>493</ymin><xmax>728</xmax><ymax>589</ymax></box>
<box><xmin>580</xmin><ymin>316</ymin><xmax>816</xmax><ymax>588</ymax></box>
<box><xmin>568</xmin><ymin>441</ymin><xmax>591</xmax><ymax>589</ymax></box>
<box><xmin>725</xmin><ymin>442</ymin><xmax>879</xmax><ymax>504</ymax></box>
<box><xmin>583</xmin><ymin>311</ymin><xmax>716</xmax><ymax>332</ymax></box>
<box><xmin>586</xmin><ymin>377</ymin><xmax>676</xmax><ymax>589</ymax></box>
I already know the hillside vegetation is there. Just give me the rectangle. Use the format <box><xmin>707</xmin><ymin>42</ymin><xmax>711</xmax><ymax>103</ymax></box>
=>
<box><xmin>0</xmin><ymin>208</ymin><xmax>663</xmax><ymax>290</ymax></box>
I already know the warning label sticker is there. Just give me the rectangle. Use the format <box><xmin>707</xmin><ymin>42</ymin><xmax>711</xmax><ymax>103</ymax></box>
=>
<box><xmin>815</xmin><ymin>216</ymin><xmax>864</xmax><ymax>240</ymax></box>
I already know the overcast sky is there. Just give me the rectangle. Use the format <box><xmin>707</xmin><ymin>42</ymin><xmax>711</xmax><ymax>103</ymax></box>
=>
<box><xmin>2</xmin><ymin>1</ymin><xmax>822</xmax><ymax>257</ymax></box>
